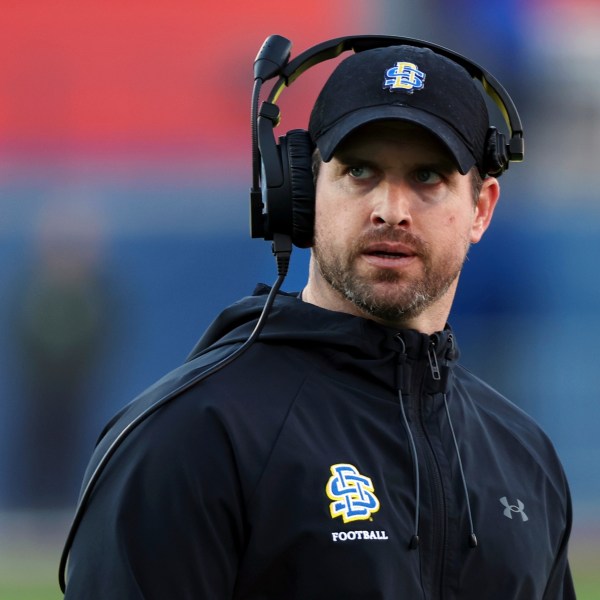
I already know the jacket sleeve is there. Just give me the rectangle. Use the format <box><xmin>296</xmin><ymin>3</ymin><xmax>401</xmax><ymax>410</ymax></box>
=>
<box><xmin>542</xmin><ymin>477</ymin><xmax>577</xmax><ymax>600</ymax></box>
<box><xmin>64</xmin><ymin>390</ymin><xmax>246</xmax><ymax>600</ymax></box>
<box><xmin>542</xmin><ymin>541</ymin><xmax>576</xmax><ymax>600</ymax></box>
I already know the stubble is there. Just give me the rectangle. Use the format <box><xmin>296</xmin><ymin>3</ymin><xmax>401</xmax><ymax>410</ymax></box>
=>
<box><xmin>312</xmin><ymin>227</ymin><xmax>469</xmax><ymax>324</ymax></box>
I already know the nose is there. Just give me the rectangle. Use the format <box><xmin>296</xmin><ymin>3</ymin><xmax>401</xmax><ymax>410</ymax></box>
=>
<box><xmin>371</xmin><ymin>182</ymin><xmax>413</xmax><ymax>228</ymax></box>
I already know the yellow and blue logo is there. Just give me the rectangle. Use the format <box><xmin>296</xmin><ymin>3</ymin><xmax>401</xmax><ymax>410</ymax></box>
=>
<box><xmin>326</xmin><ymin>463</ymin><xmax>380</xmax><ymax>523</ymax></box>
<box><xmin>383</xmin><ymin>61</ymin><xmax>426</xmax><ymax>93</ymax></box>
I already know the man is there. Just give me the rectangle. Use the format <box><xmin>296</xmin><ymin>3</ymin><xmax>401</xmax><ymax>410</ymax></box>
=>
<box><xmin>62</xmin><ymin>42</ymin><xmax>575</xmax><ymax>599</ymax></box>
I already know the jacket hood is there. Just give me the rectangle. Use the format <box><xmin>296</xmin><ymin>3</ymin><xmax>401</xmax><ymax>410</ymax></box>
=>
<box><xmin>187</xmin><ymin>284</ymin><xmax>459</xmax><ymax>371</ymax></box>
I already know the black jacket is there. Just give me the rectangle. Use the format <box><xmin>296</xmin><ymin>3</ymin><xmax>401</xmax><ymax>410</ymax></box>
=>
<box><xmin>64</xmin><ymin>286</ymin><xmax>575</xmax><ymax>599</ymax></box>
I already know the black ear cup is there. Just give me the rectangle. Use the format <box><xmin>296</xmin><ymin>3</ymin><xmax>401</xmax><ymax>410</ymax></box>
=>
<box><xmin>261</xmin><ymin>128</ymin><xmax>315</xmax><ymax>247</ymax></box>
<box><xmin>482</xmin><ymin>127</ymin><xmax>509</xmax><ymax>176</ymax></box>
<box><xmin>283</xmin><ymin>130</ymin><xmax>316</xmax><ymax>247</ymax></box>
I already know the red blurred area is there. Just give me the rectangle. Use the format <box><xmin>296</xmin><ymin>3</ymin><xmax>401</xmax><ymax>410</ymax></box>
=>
<box><xmin>0</xmin><ymin>1</ymin><xmax>366</xmax><ymax>161</ymax></box>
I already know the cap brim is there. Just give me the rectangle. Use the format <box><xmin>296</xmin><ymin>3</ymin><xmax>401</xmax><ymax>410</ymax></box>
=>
<box><xmin>315</xmin><ymin>105</ymin><xmax>476</xmax><ymax>175</ymax></box>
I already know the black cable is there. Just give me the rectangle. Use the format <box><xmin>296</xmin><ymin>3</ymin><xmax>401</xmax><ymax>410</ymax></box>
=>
<box><xmin>58</xmin><ymin>265</ymin><xmax>289</xmax><ymax>592</ymax></box>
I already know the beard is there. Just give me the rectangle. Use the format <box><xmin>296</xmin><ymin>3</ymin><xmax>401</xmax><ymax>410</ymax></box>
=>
<box><xmin>312</xmin><ymin>227</ymin><xmax>469</xmax><ymax>324</ymax></box>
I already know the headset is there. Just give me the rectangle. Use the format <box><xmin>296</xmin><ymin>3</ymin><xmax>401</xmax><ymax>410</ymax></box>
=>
<box><xmin>59</xmin><ymin>34</ymin><xmax>524</xmax><ymax>593</ymax></box>
<box><xmin>250</xmin><ymin>34</ymin><xmax>525</xmax><ymax>249</ymax></box>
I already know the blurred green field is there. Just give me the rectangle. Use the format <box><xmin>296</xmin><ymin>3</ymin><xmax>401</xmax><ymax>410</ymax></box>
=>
<box><xmin>0</xmin><ymin>512</ymin><xmax>598</xmax><ymax>600</ymax></box>
<box><xmin>2</xmin><ymin>556</ymin><xmax>598</xmax><ymax>600</ymax></box>
<box><xmin>0</xmin><ymin>558</ymin><xmax>598</xmax><ymax>599</ymax></box>
<box><xmin>571</xmin><ymin>538</ymin><xmax>600</xmax><ymax>600</ymax></box>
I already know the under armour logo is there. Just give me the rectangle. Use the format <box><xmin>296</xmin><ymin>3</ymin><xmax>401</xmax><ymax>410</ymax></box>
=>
<box><xmin>499</xmin><ymin>496</ymin><xmax>529</xmax><ymax>522</ymax></box>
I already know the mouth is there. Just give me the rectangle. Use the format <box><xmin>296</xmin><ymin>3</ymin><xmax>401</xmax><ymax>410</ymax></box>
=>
<box><xmin>368</xmin><ymin>249</ymin><xmax>411</xmax><ymax>259</ymax></box>
<box><xmin>358</xmin><ymin>240</ymin><xmax>420</xmax><ymax>271</ymax></box>
<box><xmin>363</xmin><ymin>243</ymin><xmax>417</xmax><ymax>260</ymax></box>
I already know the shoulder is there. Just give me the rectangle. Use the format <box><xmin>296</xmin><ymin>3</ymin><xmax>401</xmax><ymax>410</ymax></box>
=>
<box><xmin>86</xmin><ymin>340</ymin><xmax>311</xmax><ymax>489</ymax></box>
<box><xmin>452</xmin><ymin>365</ymin><xmax>568</xmax><ymax>485</ymax></box>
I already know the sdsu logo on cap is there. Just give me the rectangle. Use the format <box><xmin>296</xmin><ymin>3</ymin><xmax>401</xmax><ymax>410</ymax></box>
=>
<box><xmin>383</xmin><ymin>61</ymin><xmax>426</xmax><ymax>93</ymax></box>
<box><xmin>326</xmin><ymin>463</ymin><xmax>380</xmax><ymax>523</ymax></box>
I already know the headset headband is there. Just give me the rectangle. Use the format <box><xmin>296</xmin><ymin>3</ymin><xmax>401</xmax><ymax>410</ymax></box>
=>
<box><xmin>259</xmin><ymin>35</ymin><xmax>524</xmax><ymax>158</ymax></box>
<box><xmin>250</xmin><ymin>34</ymin><xmax>524</xmax><ymax>245</ymax></box>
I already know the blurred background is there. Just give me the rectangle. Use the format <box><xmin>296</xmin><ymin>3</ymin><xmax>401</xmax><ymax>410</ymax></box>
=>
<box><xmin>0</xmin><ymin>0</ymin><xmax>598</xmax><ymax>598</ymax></box>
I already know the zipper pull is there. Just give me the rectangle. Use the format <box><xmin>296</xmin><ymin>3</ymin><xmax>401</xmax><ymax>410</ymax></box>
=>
<box><xmin>395</xmin><ymin>333</ymin><xmax>408</xmax><ymax>392</ymax></box>
<box><xmin>445</xmin><ymin>332</ymin><xmax>458</xmax><ymax>361</ymax></box>
<box><xmin>427</xmin><ymin>342</ymin><xmax>441</xmax><ymax>381</ymax></box>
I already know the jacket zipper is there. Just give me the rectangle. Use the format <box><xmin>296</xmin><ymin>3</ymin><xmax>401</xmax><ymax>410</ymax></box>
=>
<box><xmin>414</xmin><ymin>340</ymin><xmax>448</xmax><ymax>600</ymax></box>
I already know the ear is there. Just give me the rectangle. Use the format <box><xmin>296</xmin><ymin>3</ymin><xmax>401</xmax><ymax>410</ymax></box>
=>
<box><xmin>470</xmin><ymin>176</ymin><xmax>500</xmax><ymax>244</ymax></box>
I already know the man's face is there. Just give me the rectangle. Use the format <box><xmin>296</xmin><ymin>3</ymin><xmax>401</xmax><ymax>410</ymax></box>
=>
<box><xmin>310</xmin><ymin>121</ymin><xmax>498</xmax><ymax>329</ymax></box>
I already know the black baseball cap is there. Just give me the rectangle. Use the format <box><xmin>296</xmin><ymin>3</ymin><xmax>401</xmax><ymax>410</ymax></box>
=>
<box><xmin>308</xmin><ymin>45</ymin><xmax>490</xmax><ymax>174</ymax></box>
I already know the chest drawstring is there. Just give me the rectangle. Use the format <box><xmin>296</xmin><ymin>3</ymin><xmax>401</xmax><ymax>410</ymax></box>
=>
<box><xmin>396</xmin><ymin>333</ymin><xmax>478</xmax><ymax>551</ymax></box>
<box><xmin>398</xmin><ymin>387</ymin><xmax>421</xmax><ymax>550</ymax></box>
<box><xmin>442</xmin><ymin>392</ymin><xmax>478</xmax><ymax>548</ymax></box>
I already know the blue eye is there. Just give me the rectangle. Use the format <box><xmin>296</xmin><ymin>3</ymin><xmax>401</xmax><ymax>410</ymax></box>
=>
<box><xmin>348</xmin><ymin>165</ymin><xmax>374</xmax><ymax>179</ymax></box>
<box><xmin>414</xmin><ymin>169</ymin><xmax>442</xmax><ymax>184</ymax></box>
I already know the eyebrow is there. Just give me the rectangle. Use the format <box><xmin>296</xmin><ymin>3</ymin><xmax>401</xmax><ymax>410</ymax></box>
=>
<box><xmin>332</xmin><ymin>150</ymin><xmax>372</xmax><ymax>165</ymax></box>
<box><xmin>333</xmin><ymin>150</ymin><xmax>458</xmax><ymax>175</ymax></box>
<box><xmin>420</xmin><ymin>158</ymin><xmax>458</xmax><ymax>175</ymax></box>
